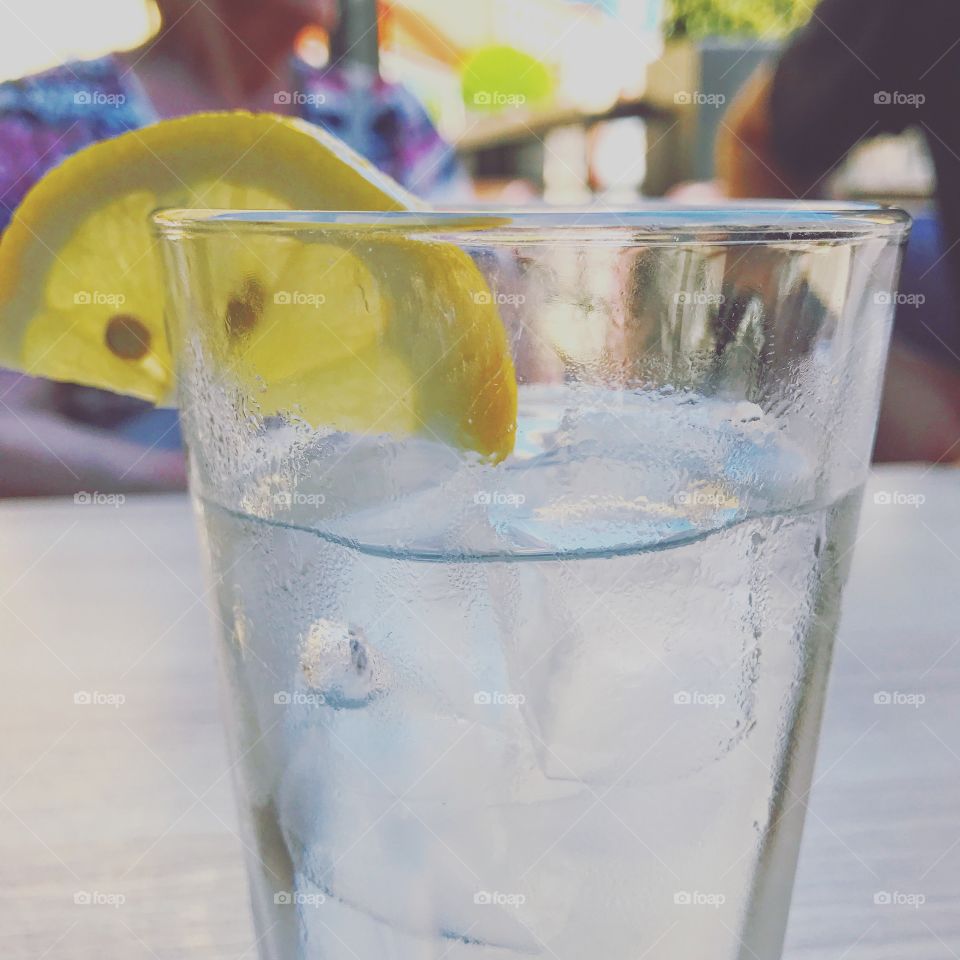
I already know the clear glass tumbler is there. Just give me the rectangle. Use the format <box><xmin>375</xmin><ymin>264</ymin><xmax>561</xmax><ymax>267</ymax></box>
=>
<box><xmin>155</xmin><ymin>206</ymin><xmax>909</xmax><ymax>960</ymax></box>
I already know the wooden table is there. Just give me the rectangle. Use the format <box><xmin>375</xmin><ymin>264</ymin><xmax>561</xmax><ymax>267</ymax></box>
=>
<box><xmin>1</xmin><ymin>466</ymin><xmax>958</xmax><ymax>958</ymax></box>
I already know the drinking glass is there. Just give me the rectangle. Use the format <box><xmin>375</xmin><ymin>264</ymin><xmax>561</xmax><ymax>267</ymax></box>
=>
<box><xmin>154</xmin><ymin>205</ymin><xmax>909</xmax><ymax>960</ymax></box>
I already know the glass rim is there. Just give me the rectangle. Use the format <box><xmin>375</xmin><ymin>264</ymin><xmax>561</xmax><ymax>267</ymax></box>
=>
<box><xmin>152</xmin><ymin>202</ymin><xmax>911</xmax><ymax>244</ymax></box>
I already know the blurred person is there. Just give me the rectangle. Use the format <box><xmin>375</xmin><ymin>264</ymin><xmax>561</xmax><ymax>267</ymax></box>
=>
<box><xmin>714</xmin><ymin>0</ymin><xmax>960</xmax><ymax>464</ymax></box>
<box><xmin>132</xmin><ymin>0</ymin><xmax>464</xmax><ymax>197</ymax></box>
<box><xmin>0</xmin><ymin>0</ymin><xmax>463</xmax><ymax>497</ymax></box>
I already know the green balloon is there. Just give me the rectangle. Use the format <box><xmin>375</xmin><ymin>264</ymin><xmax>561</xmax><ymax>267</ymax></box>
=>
<box><xmin>462</xmin><ymin>45</ymin><xmax>554</xmax><ymax>112</ymax></box>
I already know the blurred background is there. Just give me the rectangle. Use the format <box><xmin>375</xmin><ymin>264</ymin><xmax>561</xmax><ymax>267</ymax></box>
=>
<box><xmin>0</xmin><ymin>0</ymin><xmax>931</xmax><ymax>203</ymax></box>
<box><xmin>0</xmin><ymin>0</ymin><xmax>957</xmax><ymax>495</ymax></box>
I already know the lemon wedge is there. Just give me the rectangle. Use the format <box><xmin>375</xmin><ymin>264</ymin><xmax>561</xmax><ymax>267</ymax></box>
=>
<box><xmin>0</xmin><ymin>112</ymin><xmax>517</xmax><ymax>460</ymax></box>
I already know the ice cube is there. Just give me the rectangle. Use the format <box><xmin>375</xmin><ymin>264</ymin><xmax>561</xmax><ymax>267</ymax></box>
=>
<box><xmin>275</xmin><ymin>712</ymin><xmax>548</xmax><ymax>951</ymax></box>
<box><xmin>300</xmin><ymin>619</ymin><xmax>387</xmax><ymax>709</ymax></box>
<box><xmin>278</xmin><ymin>691</ymin><xmax>585</xmax><ymax>955</ymax></box>
<box><xmin>502</xmin><ymin>525</ymin><xmax>759</xmax><ymax>787</ymax></box>
<box><xmin>295</xmin><ymin>885</ymin><xmax>545</xmax><ymax>959</ymax></box>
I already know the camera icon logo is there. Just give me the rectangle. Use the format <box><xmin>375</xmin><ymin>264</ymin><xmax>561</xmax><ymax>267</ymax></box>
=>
<box><xmin>73</xmin><ymin>691</ymin><xmax>92</xmax><ymax>705</ymax></box>
<box><xmin>274</xmin><ymin>691</ymin><xmax>292</xmax><ymax>705</ymax></box>
<box><xmin>673</xmin><ymin>691</ymin><xmax>692</xmax><ymax>705</ymax></box>
<box><xmin>674</xmin><ymin>891</ymin><xmax>692</xmax><ymax>905</ymax></box>
<box><xmin>874</xmin><ymin>891</ymin><xmax>892</xmax><ymax>905</ymax></box>
<box><xmin>474</xmin><ymin>891</ymin><xmax>492</xmax><ymax>905</ymax></box>
<box><xmin>274</xmin><ymin>91</ymin><xmax>292</xmax><ymax>105</ymax></box>
<box><xmin>873</xmin><ymin>691</ymin><xmax>892</xmax><ymax>705</ymax></box>
<box><xmin>74</xmin><ymin>291</ymin><xmax>92</xmax><ymax>305</ymax></box>
<box><xmin>874</xmin><ymin>91</ymin><xmax>892</xmax><ymax>105</ymax></box>
<box><xmin>274</xmin><ymin>291</ymin><xmax>292</xmax><ymax>305</ymax></box>
<box><xmin>74</xmin><ymin>91</ymin><xmax>92</xmax><ymax>106</ymax></box>
<box><xmin>472</xmin><ymin>291</ymin><xmax>492</xmax><ymax>305</ymax></box>
<box><xmin>274</xmin><ymin>891</ymin><xmax>293</xmax><ymax>904</ymax></box>
<box><xmin>474</xmin><ymin>691</ymin><xmax>492</xmax><ymax>705</ymax></box>
<box><xmin>674</xmin><ymin>91</ymin><xmax>692</xmax><ymax>105</ymax></box>
<box><xmin>473</xmin><ymin>91</ymin><xmax>492</xmax><ymax>106</ymax></box>
<box><xmin>74</xmin><ymin>891</ymin><xmax>92</xmax><ymax>905</ymax></box>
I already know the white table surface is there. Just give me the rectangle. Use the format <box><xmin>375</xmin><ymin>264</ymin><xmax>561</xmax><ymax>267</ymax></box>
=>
<box><xmin>0</xmin><ymin>465</ymin><xmax>958</xmax><ymax>959</ymax></box>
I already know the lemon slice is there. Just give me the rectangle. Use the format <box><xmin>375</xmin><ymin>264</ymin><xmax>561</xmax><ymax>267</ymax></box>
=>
<box><xmin>195</xmin><ymin>230</ymin><xmax>518</xmax><ymax>458</ymax></box>
<box><xmin>0</xmin><ymin>112</ymin><xmax>517</xmax><ymax>460</ymax></box>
